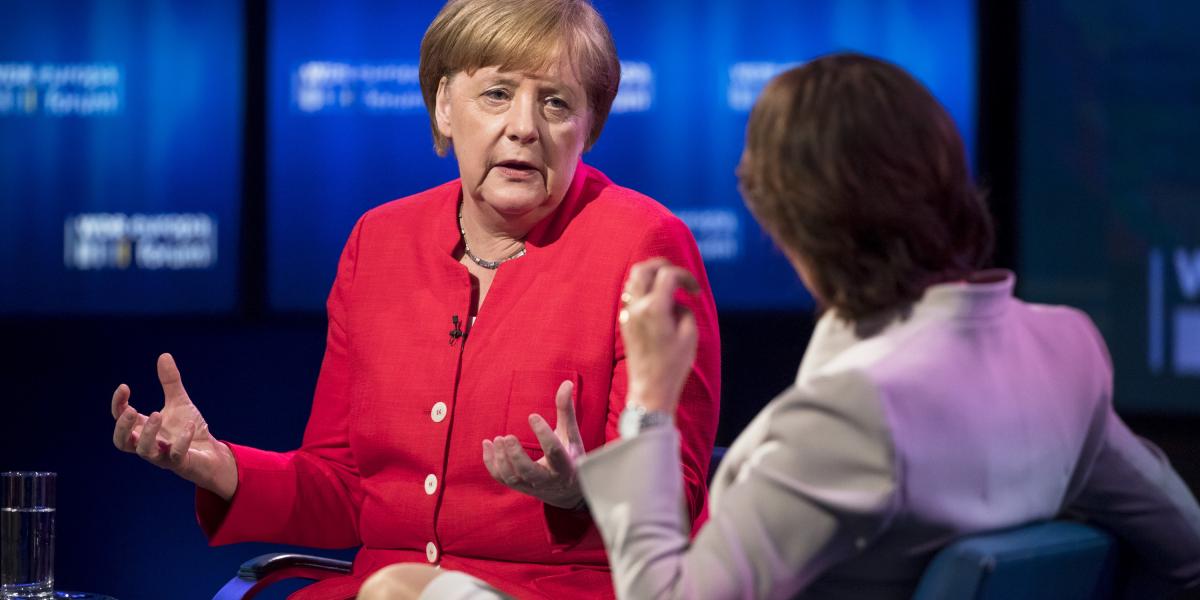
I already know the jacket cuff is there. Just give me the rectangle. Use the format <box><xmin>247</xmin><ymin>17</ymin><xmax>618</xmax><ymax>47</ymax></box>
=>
<box><xmin>578</xmin><ymin>428</ymin><xmax>685</xmax><ymax>540</ymax></box>
<box><xmin>542</xmin><ymin>499</ymin><xmax>597</xmax><ymax>550</ymax></box>
<box><xmin>195</xmin><ymin>441</ymin><xmax>297</xmax><ymax>546</ymax></box>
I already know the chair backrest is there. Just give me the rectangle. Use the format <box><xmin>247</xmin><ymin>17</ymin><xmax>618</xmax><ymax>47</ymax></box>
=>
<box><xmin>911</xmin><ymin>521</ymin><xmax>1116</xmax><ymax>600</ymax></box>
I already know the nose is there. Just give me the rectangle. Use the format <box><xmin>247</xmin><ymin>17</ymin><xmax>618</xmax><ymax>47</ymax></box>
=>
<box><xmin>505</xmin><ymin>91</ymin><xmax>540</xmax><ymax>145</ymax></box>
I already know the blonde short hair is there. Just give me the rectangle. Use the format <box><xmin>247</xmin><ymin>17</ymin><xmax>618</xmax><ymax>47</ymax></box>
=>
<box><xmin>419</xmin><ymin>0</ymin><xmax>620</xmax><ymax>156</ymax></box>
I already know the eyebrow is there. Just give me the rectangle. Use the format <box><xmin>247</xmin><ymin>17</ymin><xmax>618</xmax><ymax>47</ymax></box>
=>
<box><xmin>484</xmin><ymin>76</ymin><xmax>521</xmax><ymax>88</ymax></box>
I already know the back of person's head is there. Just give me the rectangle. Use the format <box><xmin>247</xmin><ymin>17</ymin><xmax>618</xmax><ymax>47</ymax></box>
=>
<box><xmin>737</xmin><ymin>52</ymin><xmax>994</xmax><ymax>321</ymax></box>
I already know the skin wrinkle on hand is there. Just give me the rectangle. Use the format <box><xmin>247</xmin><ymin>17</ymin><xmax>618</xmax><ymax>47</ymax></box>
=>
<box><xmin>482</xmin><ymin>380</ymin><xmax>586</xmax><ymax>509</ymax></box>
<box><xmin>109</xmin><ymin>352</ymin><xmax>239</xmax><ymax>500</ymax></box>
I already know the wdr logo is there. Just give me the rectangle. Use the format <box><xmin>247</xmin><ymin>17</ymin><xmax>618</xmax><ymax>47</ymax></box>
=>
<box><xmin>1149</xmin><ymin>248</ymin><xmax>1200</xmax><ymax>376</ymax></box>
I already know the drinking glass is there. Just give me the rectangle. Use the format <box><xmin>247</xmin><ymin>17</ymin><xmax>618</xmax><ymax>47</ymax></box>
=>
<box><xmin>1</xmin><ymin>472</ymin><xmax>56</xmax><ymax>600</ymax></box>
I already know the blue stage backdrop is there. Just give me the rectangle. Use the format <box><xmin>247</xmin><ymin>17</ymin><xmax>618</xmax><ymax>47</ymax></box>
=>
<box><xmin>1018</xmin><ymin>1</ymin><xmax>1200</xmax><ymax>414</ymax></box>
<box><xmin>266</xmin><ymin>0</ymin><xmax>976</xmax><ymax>312</ymax></box>
<box><xmin>0</xmin><ymin>0</ymin><xmax>242</xmax><ymax>314</ymax></box>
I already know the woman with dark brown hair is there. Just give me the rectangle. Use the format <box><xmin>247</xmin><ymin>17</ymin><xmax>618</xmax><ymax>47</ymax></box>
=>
<box><xmin>575</xmin><ymin>52</ymin><xmax>1200</xmax><ymax>599</ymax></box>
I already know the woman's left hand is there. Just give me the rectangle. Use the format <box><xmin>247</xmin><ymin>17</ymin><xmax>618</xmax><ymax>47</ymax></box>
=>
<box><xmin>483</xmin><ymin>380</ymin><xmax>586</xmax><ymax>509</ymax></box>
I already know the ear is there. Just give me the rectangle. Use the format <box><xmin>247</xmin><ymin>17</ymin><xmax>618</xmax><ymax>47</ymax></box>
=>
<box><xmin>435</xmin><ymin>76</ymin><xmax>453</xmax><ymax>140</ymax></box>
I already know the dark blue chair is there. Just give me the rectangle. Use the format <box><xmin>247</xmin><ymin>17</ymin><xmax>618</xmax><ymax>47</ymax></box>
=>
<box><xmin>911</xmin><ymin>521</ymin><xmax>1117</xmax><ymax>600</ymax></box>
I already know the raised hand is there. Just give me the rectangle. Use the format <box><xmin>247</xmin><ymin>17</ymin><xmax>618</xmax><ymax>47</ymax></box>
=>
<box><xmin>111</xmin><ymin>353</ymin><xmax>238</xmax><ymax>500</ymax></box>
<box><xmin>618</xmin><ymin>257</ymin><xmax>701</xmax><ymax>414</ymax></box>
<box><xmin>482</xmin><ymin>381</ymin><xmax>586</xmax><ymax>509</ymax></box>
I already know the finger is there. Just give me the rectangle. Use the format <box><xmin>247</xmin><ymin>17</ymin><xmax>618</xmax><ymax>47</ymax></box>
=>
<box><xmin>168</xmin><ymin>421</ymin><xmax>196</xmax><ymax>466</ymax></box>
<box><xmin>624</xmin><ymin>258</ymin><xmax>671</xmax><ymax>298</ymax></box>
<box><xmin>618</xmin><ymin>307</ymin><xmax>632</xmax><ymax>325</ymax></box>
<box><xmin>650</xmin><ymin>266</ymin><xmax>700</xmax><ymax>308</ymax></box>
<box><xmin>553</xmin><ymin>381</ymin><xmax>584</xmax><ymax>445</ymax></box>
<box><xmin>531</xmin><ymin>414</ymin><xmax>573</xmax><ymax>475</ymax></box>
<box><xmin>157</xmin><ymin>353</ymin><xmax>188</xmax><ymax>407</ymax></box>
<box><xmin>111</xmin><ymin>384</ymin><xmax>131</xmax><ymax>419</ymax></box>
<box><xmin>482</xmin><ymin>439</ymin><xmax>504</xmax><ymax>483</ymax></box>
<box><xmin>502</xmin><ymin>436</ymin><xmax>549</xmax><ymax>486</ymax></box>
<box><xmin>112</xmin><ymin>406</ymin><xmax>141</xmax><ymax>452</ymax></box>
<box><xmin>135</xmin><ymin>412</ymin><xmax>165</xmax><ymax>461</ymax></box>
<box><xmin>678</xmin><ymin>309</ymin><xmax>699</xmax><ymax>343</ymax></box>
<box><xmin>491</xmin><ymin>437</ymin><xmax>519</xmax><ymax>485</ymax></box>
<box><xmin>676</xmin><ymin>268</ymin><xmax>701</xmax><ymax>294</ymax></box>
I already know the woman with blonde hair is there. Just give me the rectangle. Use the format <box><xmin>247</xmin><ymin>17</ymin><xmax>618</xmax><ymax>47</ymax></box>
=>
<box><xmin>107</xmin><ymin>1</ymin><xmax>720</xmax><ymax>598</ymax></box>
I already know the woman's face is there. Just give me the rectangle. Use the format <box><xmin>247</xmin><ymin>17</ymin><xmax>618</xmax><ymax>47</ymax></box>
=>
<box><xmin>435</xmin><ymin>53</ymin><xmax>590</xmax><ymax>222</ymax></box>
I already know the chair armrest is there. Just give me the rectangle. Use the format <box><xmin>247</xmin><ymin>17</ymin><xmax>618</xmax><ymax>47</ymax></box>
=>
<box><xmin>213</xmin><ymin>553</ymin><xmax>353</xmax><ymax>600</ymax></box>
<box><xmin>238</xmin><ymin>552</ymin><xmax>353</xmax><ymax>580</ymax></box>
<box><xmin>912</xmin><ymin>521</ymin><xmax>1116</xmax><ymax>600</ymax></box>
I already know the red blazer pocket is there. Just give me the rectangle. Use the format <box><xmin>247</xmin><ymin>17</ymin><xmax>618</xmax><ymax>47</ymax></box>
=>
<box><xmin>506</xmin><ymin>369</ymin><xmax>580</xmax><ymax>461</ymax></box>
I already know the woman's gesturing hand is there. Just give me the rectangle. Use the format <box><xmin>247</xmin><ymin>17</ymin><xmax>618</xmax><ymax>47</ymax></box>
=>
<box><xmin>482</xmin><ymin>381</ymin><xmax>586</xmax><ymax>509</ymax></box>
<box><xmin>619</xmin><ymin>258</ymin><xmax>701</xmax><ymax>414</ymax></box>
<box><xmin>111</xmin><ymin>353</ymin><xmax>239</xmax><ymax>500</ymax></box>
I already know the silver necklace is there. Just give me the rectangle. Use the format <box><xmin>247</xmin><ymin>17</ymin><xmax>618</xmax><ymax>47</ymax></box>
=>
<box><xmin>458</xmin><ymin>202</ymin><xmax>526</xmax><ymax>270</ymax></box>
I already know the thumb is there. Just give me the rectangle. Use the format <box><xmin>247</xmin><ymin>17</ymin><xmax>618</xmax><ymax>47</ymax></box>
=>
<box><xmin>157</xmin><ymin>353</ymin><xmax>189</xmax><ymax>406</ymax></box>
<box><xmin>679</xmin><ymin>311</ymin><xmax>700</xmax><ymax>361</ymax></box>
<box><xmin>554</xmin><ymin>380</ymin><xmax>582</xmax><ymax>445</ymax></box>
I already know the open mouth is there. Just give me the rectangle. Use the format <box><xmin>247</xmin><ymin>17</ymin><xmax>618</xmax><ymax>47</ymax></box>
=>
<box><xmin>493</xmin><ymin>160</ymin><xmax>541</xmax><ymax>179</ymax></box>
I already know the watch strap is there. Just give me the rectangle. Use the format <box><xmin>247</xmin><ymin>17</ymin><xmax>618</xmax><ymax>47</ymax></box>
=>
<box><xmin>619</xmin><ymin>403</ymin><xmax>674</xmax><ymax>438</ymax></box>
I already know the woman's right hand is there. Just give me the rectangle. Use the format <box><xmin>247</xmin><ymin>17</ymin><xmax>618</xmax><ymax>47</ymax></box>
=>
<box><xmin>111</xmin><ymin>353</ymin><xmax>239</xmax><ymax>500</ymax></box>
<box><xmin>619</xmin><ymin>258</ymin><xmax>701</xmax><ymax>415</ymax></box>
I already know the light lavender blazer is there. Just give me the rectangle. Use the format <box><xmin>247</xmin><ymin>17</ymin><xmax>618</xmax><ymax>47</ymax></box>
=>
<box><xmin>578</xmin><ymin>271</ymin><xmax>1200</xmax><ymax>599</ymax></box>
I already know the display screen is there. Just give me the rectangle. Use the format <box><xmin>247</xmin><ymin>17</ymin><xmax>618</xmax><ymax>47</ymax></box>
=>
<box><xmin>0</xmin><ymin>0</ymin><xmax>243</xmax><ymax>314</ymax></box>
<box><xmin>266</xmin><ymin>0</ymin><xmax>976</xmax><ymax>311</ymax></box>
<box><xmin>1019</xmin><ymin>1</ymin><xmax>1200</xmax><ymax>413</ymax></box>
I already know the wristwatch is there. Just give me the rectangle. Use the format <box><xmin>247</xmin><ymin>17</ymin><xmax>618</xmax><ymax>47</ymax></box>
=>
<box><xmin>618</xmin><ymin>403</ymin><xmax>674</xmax><ymax>439</ymax></box>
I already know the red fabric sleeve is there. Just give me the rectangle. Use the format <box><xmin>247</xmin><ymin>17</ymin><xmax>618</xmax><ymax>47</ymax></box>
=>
<box><xmin>195</xmin><ymin>217</ymin><xmax>367</xmax><ymax>548</ymax></box>
<box><xmin>544</xmin><ymin>212</ymin><xmax>721</xmax><ymax>547</ymax></box>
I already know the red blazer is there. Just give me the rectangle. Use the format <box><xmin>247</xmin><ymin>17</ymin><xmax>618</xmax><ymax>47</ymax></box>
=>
<box><xmin>197</xmin><ymin>163</ymin><xmax>721</xmax><ymax>599</ymax></box>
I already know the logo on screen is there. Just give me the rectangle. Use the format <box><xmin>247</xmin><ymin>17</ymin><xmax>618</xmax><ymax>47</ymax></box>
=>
<box><xmin>611</xmin><ymin>61</ymin><xmax>653</xmax><ymax>114</ymax></box>
<box><xmin>1149</xmin><ymin>247</ymin><xmax>1200</xmax><ymax>377</ymax></box>
<box><xmin>63</xmin><ymin>213</ymin><xmax>218</xmax><ymax>271</ymax></box>
<box><xmin>727</xmin><ymin>62</ymin><xmax>801</xmax><ymax>112</ymax></box>
<box><xmin>677</xmin><ymin>209</ymin><xmax>739</xmax><ymax>262</ymax></box>
<box><xmin>0</xmin><ymin>63</ymin><xmax>122</xmax><ymax>117</ymax></box>
<box><xmin>293</xmin><ymin>61</ymin><xmax>424</xmax><ymax>114</ymax></box>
